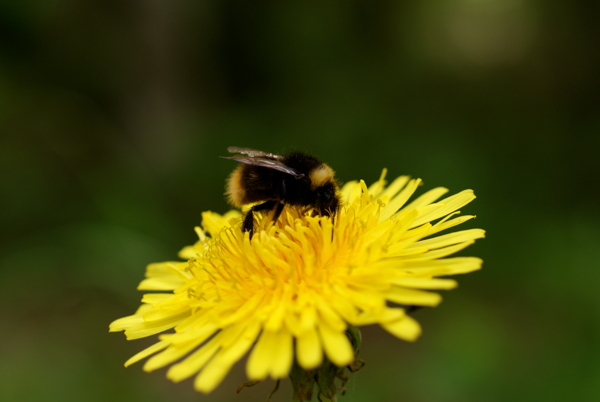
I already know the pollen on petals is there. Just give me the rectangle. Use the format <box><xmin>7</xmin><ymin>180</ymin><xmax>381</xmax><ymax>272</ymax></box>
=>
<box><xmin>109</xmin><ymin>169</ymin><xmax>484</xmax><ymax>394</ymax></box>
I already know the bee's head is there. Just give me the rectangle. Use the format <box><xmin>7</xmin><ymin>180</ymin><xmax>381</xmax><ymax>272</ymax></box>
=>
<box><xmin>314</xmin><ymin>181</ymin><xmax>340</xmax><ymax>217</ymax></box>
<box><xmin>309</xmin><ymin>163</ymin><xmax>339</xmax><ymax>217</ymax></box>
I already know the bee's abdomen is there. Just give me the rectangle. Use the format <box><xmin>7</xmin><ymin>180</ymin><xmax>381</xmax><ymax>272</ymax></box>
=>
<box><xmin>226</xmin><ymin>165</ymin><xmax>279</xmax><ymax>206</ymax></box>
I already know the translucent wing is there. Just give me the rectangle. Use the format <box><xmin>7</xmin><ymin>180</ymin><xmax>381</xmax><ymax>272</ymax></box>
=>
<box><xmin>222</xmin><ymin>155</ymin><xmax>303</xmax><ymax>177</ymax></box>
<box><xmin>226</xmin><ymin>146</ymin><xmax>284</xmax><ymax>161</ymax></box>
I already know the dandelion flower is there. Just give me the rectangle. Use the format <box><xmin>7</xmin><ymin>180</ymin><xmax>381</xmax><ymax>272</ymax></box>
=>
<box><xmin>109</xmin><ymin>170</ymin><xmax>484</xmax><ymax>394</ymax></box>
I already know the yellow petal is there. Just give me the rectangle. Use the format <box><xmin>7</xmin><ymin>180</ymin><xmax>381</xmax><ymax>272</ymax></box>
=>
<box><xmin>167</xmin><ymin>337</ymin><xmax>220</xmax><ymax>382</ymax></box>
<box><xmin>140</xmin><ymin>293</ymin><xmax>176</xmax><ymax>304</ymax></box>
<box><xmin>296</xmin><ymin>327</ymin><xmax>323</xmax><ymax>369</ymax></box>
<box><xmin>109</xmin><ymin>314</ymin><xmax>144</xmax><ymax>332</ymax></box>
<box><xmin>144</xmin><ymin>335</ymin><xmax>207</xmax><ymax>372</ymax></box>
<box><xmin>246</xmin><ymin>330</ymin><xmax>274</xmax><ymax>380</ymax></box>
<box><xmin>402</xmin><ymin>241</ymin><xmax>478</xmax><ymax>262</ymax></box>
<box><xmin>401</xmin><ymin>256</ymin><xmax>483</xmax><ymax>275</ymax></box>
<box><xmin>390</xmin><ymin>277</ymin><xmax>457</xmax><ymax>290</ymax></box>
<box><xmin>269</xmin><ymin>330</ymin><xmax>294</xmax><ymax>378</ymax></box>
<box><xmin>385</xmin><ymin>287</ymin><xmax>442</xmax><ymax>307</ymax></box>
<box><xmin>192</xmin><ymin>324</ymin><xmax>260</xmax><ymax>393</ymax></box>
<box><xmin>402</xmin><ymin>187</ymin><xmax>449</xmax><ymax>210</ymax></box>
<box><xmin>375</xmin><ymin>175</ymin><xmax>411</xmax><ymax>202</ymax></box>
<box><xmin>315</xmin><ymin>297</ymin><xmax>346</xmax><ymax>332</ymax></box>
<box><xmin>201</xmin><ymin>211</ymin><xmax>224</xmax><ymax>233</ymax></box>
<box><xmin>340</xmin><ymin>180</ymin><xmax>362</xmax><ymax>204</ymax></box>
<box><xmin>140</xmin><ymin>304</ymin><xmax>191</xmax><ymax>324</ymax></box>
<box><xmin>412</xmin><ymin>229</ymin><xmax>486</xmax><ymax>251</ymax></box>
<box><xmin>124</xmin><ymin>318</ymin><xmax>183</xmax><ymax>340</ymax></box>
<box><xmin>412</xmin><ymin>190</ymin><xmax>476</xmax><ymax>227</ymax></box>
<box><xmin>137</xmin><ymin>262</ymin><xmax>189</xmax><ymax>290</ymax></box>
<box><xmin>366</xmin><ymin>168</ymin><xmax>388</xmax><ymax>197</ymax></box>
<box><xmin>298</xmin><ymin>305</ymin><xmax>318</xmax><ymax>333</ymax></box>
<box><xmin>124</xmin><ymin>340</ymin><xmax>169</xmax><ymax>367</ymax></box>
<box><xmin>318</xmin><ymin>322</ymin><xmax>354</xmax><ymax>367</ymax></box>
<box><xmin>382</xmin><ymin>315</ymin><xmax>422</xmax><ymax>341</ymax></box>
<box><xmin>379</xmin><ymin>178</ymin><xmax>421</xmax><ymax>221</ymax></box>
<box><xmin>421</xmin><ymin>214</ymin><xmax>477</xmax><ymax>236</ymax></box>
<box><xmin>178</xmin><ymin>245</ymin><xmax>197</xmax><ymax>259</ymax></box>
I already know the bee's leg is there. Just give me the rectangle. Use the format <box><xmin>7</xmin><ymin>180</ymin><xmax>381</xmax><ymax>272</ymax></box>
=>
<box><xmin>242</xmin><ymin>210</ymin><xmax>256</xmax><ymax>236</ymax></box>
<box><xmin>242</xmin><ymin>200</ymin><xmax>278</xmax><ymax>238</ymax></box>
<box><xmin>271</xmin><ymin>202</ymin><xmax>285</xmax><ymax>224</ymax></box>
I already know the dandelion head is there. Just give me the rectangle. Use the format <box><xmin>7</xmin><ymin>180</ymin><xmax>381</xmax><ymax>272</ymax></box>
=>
<box><xmin>110</xmin><ymin>170</ymin><xmax>484</xmax><ymax>393</ymax></box>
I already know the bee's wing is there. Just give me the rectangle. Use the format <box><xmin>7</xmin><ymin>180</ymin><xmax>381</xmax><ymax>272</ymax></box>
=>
<box><xmin>227</xmin><ymin>147</ymin><xmax>284</xmax><ymax>161</ymax></box>
<box><xmin>222</xmin><ymin>155</ymin><xmax>304</xmax><ymax>177</ymax></box>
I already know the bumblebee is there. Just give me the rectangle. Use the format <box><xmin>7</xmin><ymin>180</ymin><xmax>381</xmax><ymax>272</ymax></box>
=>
<box><xmin>223</xmin><ymin>146</ymin><xmax>340</xmax><ymax>237</ymax></box>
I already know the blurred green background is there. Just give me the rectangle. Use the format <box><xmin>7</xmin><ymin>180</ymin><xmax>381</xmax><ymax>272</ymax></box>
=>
<box><xmin>2</xmin><ymin>1</ymin><xmax>599</xmax><ymax>401</ymax></box>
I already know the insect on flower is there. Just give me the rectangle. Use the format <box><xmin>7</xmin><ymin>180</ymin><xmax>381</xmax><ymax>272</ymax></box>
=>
<box><xmin>223</xmin><ymin>147</ymin><xmax>341</xmax><ymax>237</ymax></box>
<box><xmin>109</xmin><ymin>152</ymin><xmax>485</xmax><ymax>396</ymax></box>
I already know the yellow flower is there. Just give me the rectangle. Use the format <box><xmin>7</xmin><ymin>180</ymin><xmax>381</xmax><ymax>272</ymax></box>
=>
<box><xmin>109</xmin><ymin>170</ymin><xmax>484</xmax><ymax>393</ymax></box>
